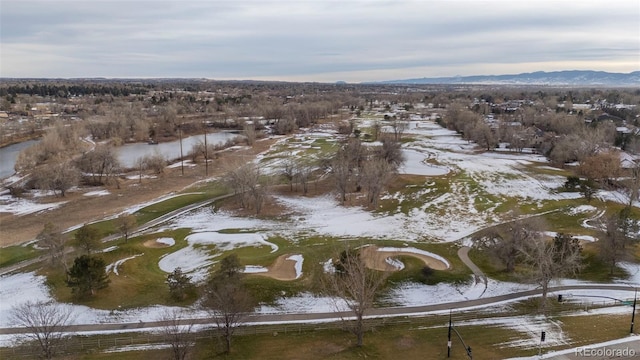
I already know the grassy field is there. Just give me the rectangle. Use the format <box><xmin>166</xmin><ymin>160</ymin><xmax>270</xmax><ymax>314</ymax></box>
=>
<box><xmin>7</xmin><ymin>305</ymin><xmax>636</xmax><ymax>360</ymax></box>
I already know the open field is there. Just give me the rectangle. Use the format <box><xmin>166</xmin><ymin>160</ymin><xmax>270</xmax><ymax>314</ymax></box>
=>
<box><xmin>2</xmin><ymin>110</ymin><xmax>640</xmax><ymax>359</ymax></box>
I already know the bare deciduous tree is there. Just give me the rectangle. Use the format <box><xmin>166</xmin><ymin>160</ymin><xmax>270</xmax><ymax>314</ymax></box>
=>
<box><xmin>360</xmin><ymin>158</ymin><xmax>394</xmax><ymax>208</ymax></box>
<box><xmin>599</xmin><ymin>209</ymin><xmax>637</xmax><ymax>274</ymax></box>
<box><xmin>223</xmin><ymin>161</ymin><xmax>266</xmax><ymax>214</ymax></box>
<box><xmin>578</xmin><ymin>149</ymin><xmax>623</xmax><ymax>187</ymax></box>
<box><xmin>75</xmin><ymin>145</ymin><xmax>121</xmax><ymax>185</ymax></box>
<box><xmin>34</xmin><ymin>160</ymin><xmax>80</xmax><ymax>197</ymax></box>
<box><xmin>243</xmin><ymin>121</ymin><xmax>257</xmax><ymax>146</ymax></box>
<box><xmin>10</xmin><ymin>301</ymin><xmax>74</xmax><ymax>360</ymax></box>
<box><xmin>324</xmin><ymin>247</ymin><xmax>388</xmax><ymax>347</ymax></box>
<box><xmin>203</xmin><ymin>254</ymin><xmax>254</xmax><ymax>354</ymax></box>
<box><xmin>331</xmin><ymin>149</ymin><xmax>351</xmax><ymax>204</ymax></box>
<box><xmin>117</xmin><ymin>213</ymin><xmax>137</xmax><ymax>242</ymax></box>
<box><xmin>280</xmin><ymin>154</ymin><xmax>296</xmax><ymax>192</ymax></box>
<box><xmin>142</xmin><ymin>153</ymin><xmax>167</xmax><ymax>174</ymax></box>
<box><xmin>519</xmin><ymin>233</ymin><xmax>582</xmax><ymax>310</ymax></box>
<box><xmin>374</xmin><ymin>138</ymin><xmax>406</xmax><ymax>170</ymax></box>
<box><xmin>294</xmin><ymin>161</ymin><xmax>314</xmax><ymax>195</ymax></box>
<box><xmin>390</xmin><ymin>118</ymin><xmax>406</xmax><ymax>141</ymax></box>
<box><xmin>159</xmin><ymin>309</ymin><xmax>195</xmax><ymax>360</ymax></box>
<box><xmin>37</xmin><ymin>222</ymin><xmax>69</xmax><ymax>274</ymax></box>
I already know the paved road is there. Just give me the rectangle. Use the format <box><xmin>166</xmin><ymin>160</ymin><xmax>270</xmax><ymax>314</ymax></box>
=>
<box><xmin>458</xmin><ymin>246</ymin><xmax>487</xmax><ymax>295</ymax></box>
<box><xmin>0</xmin><ymin>283</ymin><xmax>635</xmax><ymax>335</ymax></box>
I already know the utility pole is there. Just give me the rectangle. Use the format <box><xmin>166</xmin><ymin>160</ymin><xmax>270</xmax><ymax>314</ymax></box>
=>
<box><xmin>631</xmin><ymin>288</ymin><xmax>637</xmax><ymax>334</ymax></box>
<box><xmin>179</xmin><ymin>123</ymin><xmax>184</xmax><ymax>176</ymax></box>
<box><xmin>204</xmin><ymin>124</ymin><xmax>208</xmax><ymax>177</ymax></box>
<box><xmin>447</xmin><ymin>310</ymin><xmax>452</xmax><ymax>357</ymax></box>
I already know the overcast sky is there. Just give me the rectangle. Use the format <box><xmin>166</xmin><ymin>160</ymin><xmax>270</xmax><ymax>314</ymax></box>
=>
<box><xmin>1</xmin><ymin>0</ymin><xmax>639</xmax><ymax>82</ymax></box>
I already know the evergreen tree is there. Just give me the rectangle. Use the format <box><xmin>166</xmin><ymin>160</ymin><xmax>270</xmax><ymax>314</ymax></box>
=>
<box><xmin>67</xmin><ymin>255</ymin><xmax>109</xmax><ymax>298</ymax></box>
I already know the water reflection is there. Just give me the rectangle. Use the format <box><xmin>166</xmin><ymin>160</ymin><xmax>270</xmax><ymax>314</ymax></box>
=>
<box><xmin>116</xmin><ymin>132</ymin><xmax>240</xmax><ymax>168</ymax></box>
<box><xmin>0</xmin><ymin>140</ymin><xmax>40</xmax><ymax>179</ymax></box>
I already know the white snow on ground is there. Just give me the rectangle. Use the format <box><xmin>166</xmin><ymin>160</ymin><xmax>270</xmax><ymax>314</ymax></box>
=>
<box><xmin>125</xmin><ymin>174</ymin><xmax>158</xmax><ymax>180</ymax></box>
<box><xmin>573</xmin><ymin>235</ymin><xmax>597</xmax><ymax>242</ymax></box>
<box><xmin>322</xmin><ymin>258</ymin><xmax>336</xmax><ymax>273</ymax></box>
<box><xmin>167</xmin><ymin>160</ymin><xmax>197</xmax><ymax>168</ymax></box>
<box><xmin>385</xmin><ymin>257</ymin><xmax>405</xmax><ymax>270</ymax></box>
<box><xmin>185</xmin><ymin>232</ymin><xmax>278</xmax><ymax>252</ymax></box>
<box><xmin>158</xmin><ymin>247</ymin><xmax>217</xmax><ymax>283</ymax></box>
<box><xmin>83</xmin><ymin>189</ymin><xmax>110</xmax><ymax>197</ymax></box>
<box><xmin>165</xmin><ymin>207</ymin><xmax>276</xmax><ymax>233</ymax></box>
<box><xmin>0</xmin><ymin>272</ymin><xmax>50</xmax><ymax>318</ymax></box>
<box><xmin>273</xmin><ymin>195</ymin><xmax>405</xmax><ymax>239</ymax></box>
<box><xmin>399</xmin><ymin>149</ymin><xmax>449</xmax><ymax>176</ymax></box>
<box><xmin>156</xmin><ymin>237</ymin><xmax>175</xmax><ymax>246</ymax></box>
<box><xmin>0</xmin><ymin>193</ymin><xmax>67</xmax><ymax>216</ymax></box>
<box><xmin>103</xmin><ymin>343</ymin><xmax>173</xmax><ymax>353</ymax></box>
<box><xmin>617</xmin><ymin>262</ymin><xmax>640</xmax><ymax>285</ymax></box>
<box><xmin>568</xmin><ymin>205</ymin><xmax>597</xmax><ymax>215</ymax></box>
<box><xmin>287</xmin><ymin>254</ymin><xmax>304</xmax><ymax>279</ymax></box>
<box><xmin>460</xmin><ymin>315</ymin><xmax>570</xmax><ymax>349</ymax></box>
<box><xmin>102</xmin><ymin>246</ymin><xmax>118</xmax><ymax>253</ymax></box>
<box><xmin>4</xmin><ymin>119</ymin><xmax>640</xmax><ymax>351</ymax></box>
<box><xmin>258</xmin><ymin>292</ymin><xmax>349</xmax><ymax>314</ymax></box>
<box><xmin>377</xmin><ymin>247</ymin><xmax>450</xmax><ymax>269</ymax></box>
<box><xmin>105</xmin><ymin>254</ymin><xmax>144</xmax><ymax>276</ymax></box>
<box><xmin>244</xmin><ymin>265</ymin><xmax>268</xmax><ymax>273</ymax></box>
<box><xmin>507</xmin><ymin>335</ymin><xmax>640</xmax><ymax>360</ymax></box>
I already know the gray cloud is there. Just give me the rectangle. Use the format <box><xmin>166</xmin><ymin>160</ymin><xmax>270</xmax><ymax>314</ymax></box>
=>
<box><xmin>1</xmin><ymin>0</ymin><xmax>638</xmax><ymax>81</ymax></box>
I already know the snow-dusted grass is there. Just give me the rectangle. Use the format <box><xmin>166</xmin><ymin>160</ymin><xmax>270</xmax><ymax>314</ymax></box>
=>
<box><xmin>83</xmin><ymin>189</ymin><xmax>110</xmax><ymax>197</ymax></box>
<box><xmin>2</xmin><ymin>118</ymin><xmax>640</xmax><ymax>356</ymax></box>
<box><xmin>0</xmin><ymin>193</ymin><xmax>67</xmax><ymax>216</ymax></box>
<box><xmin>105</xmin><ymin>254</ymin><xmax>144</xmax><ymax>276</ymax></box>
<box><xmin>158</xmin><ymin>246</ymin><xmax>217</xmax><ymax>283</ymax></box>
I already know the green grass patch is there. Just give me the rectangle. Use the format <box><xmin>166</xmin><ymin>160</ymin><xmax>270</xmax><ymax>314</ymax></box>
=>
<box><xmin>577</xmin><ymin>248</ymin><xmax>631</xmax><ymax>282</ymax></box>
<box><xmin>45</xmin><ymin>228</ymin><xmax>193</xmax><ymax>309</ymax></box>
<box><xmin>0</xmin><ymin>243</ymin><xmax>41</xmax><ymax>268</ymax></box>
<box><xmin>135</xmin><ymin>193</ymin><xmax>214</xmax><ymax>225</ymax></box>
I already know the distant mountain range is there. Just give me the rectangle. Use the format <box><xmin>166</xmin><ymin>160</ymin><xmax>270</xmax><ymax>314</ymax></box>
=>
<box><xmin>373</xmin><ymin>70</ymin><xmax>640</xmax><ymax>86</ymax></box>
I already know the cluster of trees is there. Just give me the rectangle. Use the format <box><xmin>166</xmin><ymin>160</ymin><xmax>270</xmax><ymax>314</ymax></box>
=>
<box><xmin>474</xmin><ymin>217</ymin><xmax>583</xmax><ymax>309</ymax></box>
<box><xmin>443</xmin><ymin>105</ymin><xmax>497</xmax><ymax>150</ymax></box>
<box><xmin>329</xmin><ymin>137</ymin><xmax>405</xmax><ymax>207</ymax></box>
<box><xmin>223</xmin><ymin>161</ymin><xmax>267</xmax><ymax>214</ymax></box>
<box><xmin>475</xmin><ymin>208</ymin><xmax>639</xmax><ymax>309</ymax></box>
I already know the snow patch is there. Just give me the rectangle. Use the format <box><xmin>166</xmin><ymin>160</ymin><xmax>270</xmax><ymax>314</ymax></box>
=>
<box><xmin>377</xmin><ymin>247</ymin><xmax>450</xmax><ymax>269</ymax></box>
<box><xmin>105</xmin><ymin>254</ymin><xmax>144</xmax><ymax>276</ymax></box>
<box><xmin>286</xmin><ymin>254</ymin><xmax>304</xmax><ymax>279</ymax></box>
<box><xmin>244</xmin><ymin>265</ymin><xmax>268</xmax><ymax>273</ymax></box>
<box><xmin>156</xmin><ymin>237</ymin><xmax>175</xmax><ymax>246</ymax></box>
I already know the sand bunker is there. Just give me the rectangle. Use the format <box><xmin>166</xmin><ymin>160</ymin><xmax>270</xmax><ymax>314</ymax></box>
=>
<box><xmin>247</xmin><ymin>254</ymin><xmax>303</xmax><ymax>281</ymax></box>
<box><xmin>143</xmin><ymin>237</ymin><xmax>175</xmax><ymax>248</ymax></box>
<box><xmin>360</xmin><ymin>245</ymin><xmax>449</xmax><ymax>272</ymax></box>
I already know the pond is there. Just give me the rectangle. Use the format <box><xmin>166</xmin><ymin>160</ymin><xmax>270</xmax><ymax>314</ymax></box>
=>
<box><xmin>0</xmin><ymin>132</ymin><xmax>240</xmax><ymax>179</ymax></box>
<box><xmin>0</xmin><ymin>140</ymin><xmax>40</xmax><ymax>179</ymax></box>
<box><xmin>116</xmin><ymin>132</ymin><xmax>240</xmax><ymax>168</ymax></box>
